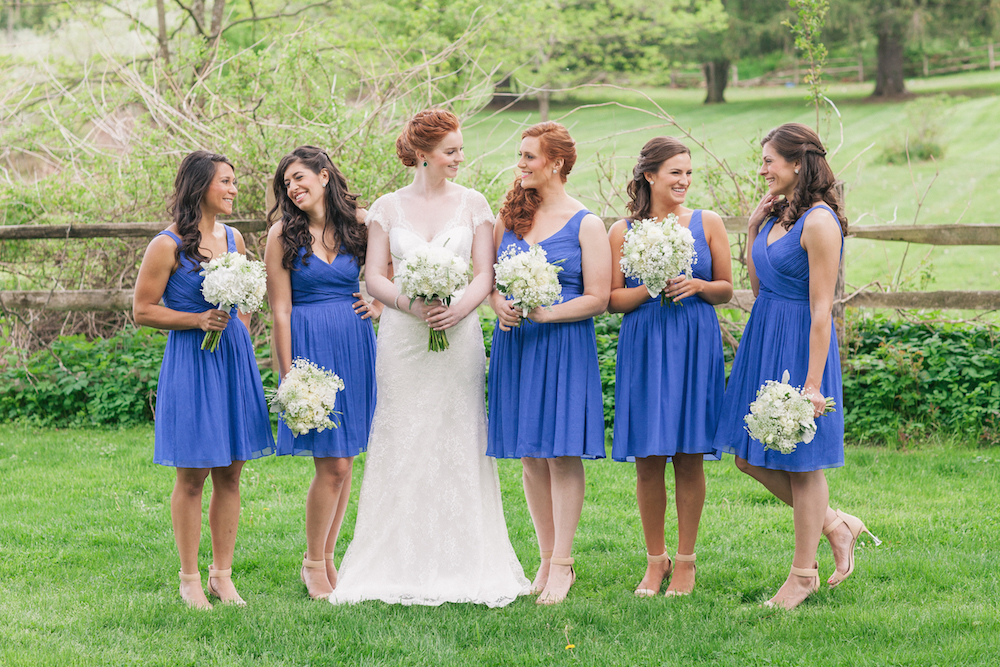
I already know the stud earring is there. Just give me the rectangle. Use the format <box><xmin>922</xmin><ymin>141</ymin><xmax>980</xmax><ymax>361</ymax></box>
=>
<box><xmin>794</xmin><ymin>168</ymin><xmax>799</xmax><ymax>174</ymax></box>
<box><xmin>423</xmin><ymin>161</ymin><xmax>428</xmax><ymax>167</ymax></box>
<box><xmin>553</xmin><ymin>169</ymin><xmax>558</xmax><ymax>174</ymax></box>
<box><xmin>322</xmin><ymin>181</ymin><xmax>328</xmax><ymax>188</ymax></box>
<box><xmin>648</xmin><ymin>180</ymin><xmax>654</xmax><ymax>185</ymax></box>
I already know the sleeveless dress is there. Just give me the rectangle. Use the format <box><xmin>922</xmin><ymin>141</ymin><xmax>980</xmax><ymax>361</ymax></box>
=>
<box><xmin>330</xmin><ymin>188</ymin><xmax>529</xmax><ymax>607</ymax></box>
<box><xmin>611</xmin><ymin>211</ymin><xmax>725</xmax><ymax>462</ymax></box>
<box><xmin>487</xmin><ymin>209</ymin><xmax>606</xmax><ymax>460</ymax></box>
<box><xmin>276</xmin><ymin>248</ymin><xmax>376</xmax><ymax>458</ymax></box>
<box><xmin>153</xmin><ymin>227</ymin><xmax>275</xmax><ymax>468</ymax></box>
<box><xmin>713</xmin><ymin>204</ymin><xmax>845</xmax><ymax>472</ymax></box>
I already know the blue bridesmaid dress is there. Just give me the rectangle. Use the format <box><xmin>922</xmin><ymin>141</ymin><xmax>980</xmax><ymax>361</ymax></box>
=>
<box><xmin>713</xmin><ymin>204</ymin><xmax>845</xmax><ymax>472</ymax></box>
<box><xmin>276</xmin><ymin>248</ymin><xmax>376</xmax><ymax>457</ymax></box>
<box><xmin>153</xmin><ymin>226</ymin><xmax>275</xmax><ymax>468</ymax></box>
<box><xmin>486</xmin><ymin>210</ymin><xmax>606</xmax><ymax>459</ymax></box>
<box><xmin>611</xmin><ymin>211</ymin><xmax>725</xmax><ymax>462</ymax></box>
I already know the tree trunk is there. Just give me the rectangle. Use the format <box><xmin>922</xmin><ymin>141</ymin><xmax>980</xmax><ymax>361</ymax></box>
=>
<box><xmin>703</xmin><ymin>59</ymin><xmax>730</xmax><ymax>104</ymax></box>
<box><xmin>872</xmin><ymin>10</ymin><xmax>907</xmax><ymax>97</ymax></box>
<box><xmin>538</xmin><ymin>87</ymin><xmax>550</xmax><ymax>122</ymax></box>
<box><xmin>209</xmin><ymin>0</ymin><xmax>226</xmax><ymax>38</ymax></box>
<box><xmin>155</xmin><ymin>0</ymin><xmax>169</xmax><ymax>65</ymax></box>
<box><xmin>192</xmin><ymin>0</ymin><xmax>206</xmax><ymax>33</ymax></box>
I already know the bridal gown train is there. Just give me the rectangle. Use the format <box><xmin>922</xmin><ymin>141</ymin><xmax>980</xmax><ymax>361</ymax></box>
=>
<box><xmin>330</xmin><ymin>188</ymin><xmax>529</xmax><ymax>607</ymax></box>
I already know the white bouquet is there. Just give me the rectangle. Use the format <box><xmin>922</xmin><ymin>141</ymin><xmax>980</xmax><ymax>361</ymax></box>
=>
<box><xmin>493</xmin><ymin>244</ymin><xmax>563</xmax><ymax>320</ymax></box>
<box><xmin>199</xmin><ymin>252</ymin><xmax>267</xmax><ymax>352</ymax></box>
<box><xmin>619</xmin><ymin>215</ymin><xmax>697</xmax><ymax>306</ymax></box>
<box><xmin>269</xmin><ymin>358</ymin><xmax>345</xmax><ymax>436</ymax></box>
<box><xmin>744</xmin><ymin>371</ymin><xmax>836</xmax><ymax>454</ymax></box>
<box><xmin>396</xmin><ymin>245</ymin><xmax>469</xmax><ymax>352</ymax></box>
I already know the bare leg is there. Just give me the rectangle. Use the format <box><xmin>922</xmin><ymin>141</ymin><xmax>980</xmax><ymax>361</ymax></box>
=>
<box><xmin>521</xmin><ymin>457</ymin><xmax>555</xmax><ymax>592</ymax></box>
<box><xmin>307</xmin><ymin>457</ymin><xmax>352</xmax><ymax>591</ymax></box>
<box><xmin>207</xmin><ymin>460</ymin><xmax>245</xmax><ymax>604</ymax></box>
<box><xmin>634</xmin><ymin>456</ymin><xmax>670</xmax><ymax>594</ymax></box>
<box><xmin>666</xmin><ymin>454</ymin><xmax>705</xmax><ymax>595</ymax></box>
<box><xmin>537</xmin><ymin>456</ymin><xmax>584</xmax><ymax>604</ymax></box>
<box><xmin>172</xmin><ymin>467</ymin><xmax>212</xmax><ymax>609</ymax></box>
<box><xmin>766</xmin><ymin>470</ymin><xmax>828</xmax><ymax>609</ymax></box>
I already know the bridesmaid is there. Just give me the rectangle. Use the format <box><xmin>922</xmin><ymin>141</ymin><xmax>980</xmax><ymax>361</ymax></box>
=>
<box><xmin>608</xmin><ymin>136</ymin><xmax>733</xmax><ymax>597</ymax></box>
<box><xmin>713</xmin><ymin>123</ymin><xmax>879</xmax><ymax>609</ymax></box>
<box><xmin>134</xmin><ymin>151</ymin><xmax>275</xmax><ymax>609</ymax></box>
<box><xmin>264</xmin><ymin>146</ymin><xmax>379</xmax><ymax>600</ymax></box>
<box><xmin>487</xmin><ymin>121</ymin><xmax>611</xmax><ymax>605</ymax></box>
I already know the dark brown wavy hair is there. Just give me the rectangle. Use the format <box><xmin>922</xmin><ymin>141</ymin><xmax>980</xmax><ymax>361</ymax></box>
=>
<box><xmin>626</xmin><ymin>136</ymin><xmax>691</xmax><ymax>221</ymax></box>
<box><xmin>498</xmin><ymin>121</ymin><xmax>577</xmax><ymax>239</ymax></box>
<box><xmin>395</xmin><ymin>109</ymin><xmax>461</xmax><ymax>167</ymax></box>
<box><xmin>762</xmin><ymin>123</ymin><xmax>847</xmax><ymax>235</ymax></box>
<box><xmin>266</xmin><ymin>146</ymin><xmax>366</xmax><ymax>270</ymax></box>
<box><xmin>169</xmin><ymin>150</ymin><xmax>234</xmax><ymax>268</ymax></box>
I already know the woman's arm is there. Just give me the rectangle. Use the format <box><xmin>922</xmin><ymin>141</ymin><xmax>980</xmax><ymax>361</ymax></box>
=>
<box><xmin>264</xmin><ymin>222</ymin><xmax>293</xmax><ymax>380</ymax></box>
<box><xmin>531</xmin><ymin>213</ymin><xmax>611</xmax><ymax>324</ymax></box>
<box><xmin>607</xmin><ymin>219</ymin><xmax>651</xmax><ymax>314</ymax></box>
<box><xmin>665</xmin><ymin>210</ymin><xmax>734</xmax><ymax>306</ymax></box>
<box><xmin>801</xmin><ymin>207</ymin><xmax>842</xmax><ymax>417</ymax></box>
<box><xmin>133</xmin><ymin>235</ymin><xmax>230</xmax><ymax>332</ymax></box>
<box><xmin>746</xmin><ymin>194</ymin><xmax>777</xmax><ymax>297</ymax></box>
<box><xmin>426</xmin><ymin>221</ymin><xmax>495</xmax><ymax>331</ymax></box>
<box><xmin>488</xmin><ymin>216</ymin><xmax>522</xmax><ymax>332</ymax></box>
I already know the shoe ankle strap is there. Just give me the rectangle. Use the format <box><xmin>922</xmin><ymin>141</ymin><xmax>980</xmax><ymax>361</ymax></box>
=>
<box><xmin>822</xmin><ymin>511</ymin><xmax>846</xmax><ymax>536</ymax></box>
<box><xmin>208</xmin><ymin>566</ymin><xmax>232</xmax><ymax>578</ymax></box>
<box><xmin>790</xmin><ymin>565</ymin><xmax>818</xmax><ymax>577</ymax></box>
<box><xmin>540</xmin><ymin>550</ymin><xmax>553</xmax><ymax>559</ymax></box>
<box><xmin>550</xmin><ymin>556</ymin><xmax>574</xmax><ymax>566</ymax></box>
<box><xmin>647</xmin><ymin>549</ymin><xmax>669</xmax><ymax>563</ymax></box>
<box><xmin>674</xmin><ymin>553</ymin><xmax>696</xmax><ymax>562</ymax></box>
<box><xmin>179</xmin><ymin>570</ymin><xmax>201</xmax><ymax>582</ymax></box>
<box><xmin>324</xmin><ymin>552</ymin><xmax>336</xmax><ymax>560</ymax></box>
<box><xmin>302</xmin><ymin>557</ymin><xmax>325</xmax><ymax>569</ymax></box>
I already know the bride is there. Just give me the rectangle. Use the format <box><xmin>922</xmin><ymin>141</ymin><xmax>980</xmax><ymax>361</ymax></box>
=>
<box><xmin>330</xmin><ymin>109</ymin><xmax>529</xmax><ymax>606</ymax></box>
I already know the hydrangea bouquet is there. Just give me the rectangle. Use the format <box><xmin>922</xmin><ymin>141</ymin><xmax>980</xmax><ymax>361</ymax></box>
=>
<box><xmin>269</xmin><ymin>358</ymin><xmax>345</xmax><ymax>436</ymax></box>
<box><xmin>396</xmin><ymin>245</ymin><xmax>469</xmax><ymax>352</ymax></box>
<box><xmin>619</xmin><ymin>215</ymin><xmax>697</xmax><ymax>306</ymax></box>
<box><xmin>199</xmin><ymin>252</ymin><xmax>267</xmax><ymax>352</ymax></box>
<box><xmin>744</xmin><ymin>371</ymin><xmax>837</xmax><ymax>454</ymax></box>
<box><xmin>493</xmin><ymin>243</ymin><xmax>563</xmax><ymax>320</ymax></box>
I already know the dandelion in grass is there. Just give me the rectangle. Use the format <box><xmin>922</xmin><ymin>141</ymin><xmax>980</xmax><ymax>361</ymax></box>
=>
<box><xmin>493</xmin><ymin>243</ymin><xmax>563</xmax><ymax>321</ymax></box>
<box><xmin>269</xmin><ymin>358</ymin><xmax>345</xmax><ymax>436</ymax></box>
<box><xmin>199</xmin><ymin>252</ymin><xmax>267</xmax><ymax>352</ymax></box>
<box><xmin>619</xmin><ymin>215</ymin><xmax>697</xmax><ymax>306</ymax></box>
<box><xmin>396</xmin><ymin>245</ymin><xmax>469</xmax><ymax>352</ymax></box>
<box><xmin>744</xmin><ymin>370</ymin><xmax>836</xmax><ymax>454</ymax></box>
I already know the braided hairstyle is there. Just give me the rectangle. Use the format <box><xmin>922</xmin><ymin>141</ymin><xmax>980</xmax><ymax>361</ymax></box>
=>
<box><xmin>762</xmin><ymin>123</ymin><xmax>847</xmax><ymax>235</ymax></box>
<box><xmin>169</xmin><ymin>151</ymin><xmax>234</xmax><ymax>268</ymax></box>
<box><xmin>625</xmin><ymin>136</ymin><xmax>691</xmax><ymax>221</ymax></box>
<box><xmin>266</xmin><ymin>146</ymin><xmax>366</xmax><ymax>270</ymax></box>
<box><xmin>395</xmin><ymin>109</ymin><xmax>460</xmax><ymax>167</ymax></box>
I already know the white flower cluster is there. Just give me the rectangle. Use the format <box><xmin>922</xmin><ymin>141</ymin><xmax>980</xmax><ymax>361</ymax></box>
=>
<box><xmin>744</xmin><ymin>370</ymin><xmax>836</xmax><ymax>454</ymax></box>
<box><xmin>619</xmin><ymin>215</ymin><xmax>697</xmax><ymax>304</ymax></box>
<box><xmin>200</xmin><ymin>252</ymin><xmax>268</xmax><ymax>314</ymax></box>
<box><xmin>270</xmin><ymin>358</ymin><xmax>346</xmax><ymax>436</ymax></box>
<box><xmin>396</xmin><ymin>245</ymin><xmax>469</xmax><ymax>352</ymax></box>
<box><xmin>493</xmin><ymin>244</ymin><xmax>563</xmax><ymax>319</ymax></box>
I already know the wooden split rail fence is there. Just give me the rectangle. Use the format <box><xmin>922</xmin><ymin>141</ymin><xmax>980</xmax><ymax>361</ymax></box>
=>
<box><xmin>2</xmin><ymin>218</ymin><xmax>999</xmax><ymax>314</ymax></box>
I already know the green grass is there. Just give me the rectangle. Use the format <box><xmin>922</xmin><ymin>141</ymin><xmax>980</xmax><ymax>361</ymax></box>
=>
<box><xmin>2</xmin><ymin>425</ymin><xmax>998</xmax><ymax>665</ymax></box>
<box><xmin>462</xmin><ymin>70</ymin><xmax>1000</xmax><ymax>294</ymax></box>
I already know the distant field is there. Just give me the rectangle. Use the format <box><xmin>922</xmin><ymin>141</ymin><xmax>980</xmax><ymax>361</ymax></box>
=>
<box><xmin>463</xmin><ymin>71</ymin><xmax>1000</xmax><ymax>294</ymax></box>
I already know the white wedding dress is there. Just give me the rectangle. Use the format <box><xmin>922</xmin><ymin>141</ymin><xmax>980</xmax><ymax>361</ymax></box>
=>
<box><xmin>330</xmin><ymin>187</ymin><xmax>529</xmax><ymax>607</ymax></box>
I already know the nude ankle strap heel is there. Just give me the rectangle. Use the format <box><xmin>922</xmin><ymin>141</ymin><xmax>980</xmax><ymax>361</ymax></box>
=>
<box><xmin>301</xmin><ymin>554</ymin><xmax>331</xmax><ymax>601</ymax></box>
<box><xmin>664</xmin><ymin>553</ymin><xmax>696</xmax><ymax>597</ymax></box>
<box><xmin>537</xmin><ymin>557</ymin><xmax>576</xmax><ymax>606</ymax></box>
<box><xmin>825</xmin><ymin>509</ymin><xmax>881</xmax><ymax>589</ymax></box>
<box><xmin>207</xmin><ymin>565</ymin><xmax>247</xmax><ymax>606</ymax></box>
<box><xmin>178</xmin><ymin>570</ymin><xmax>212</xmax><ymax>610</ymax></box>
<box><xmin>529</xmin><ymin>552</ymin><xmax>554</xmax><ymax>594</ymax></box>
<box><xmin>635</xmin><ymin>548</ymin><xmax>671</xmax><ymax>598</ymax></box>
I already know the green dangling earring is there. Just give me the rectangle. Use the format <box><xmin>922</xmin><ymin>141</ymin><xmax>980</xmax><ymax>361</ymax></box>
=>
<box><xmin>422</xmin><ymin>161</ymin><xmax>428</xmax><ymax>167</ymax></box>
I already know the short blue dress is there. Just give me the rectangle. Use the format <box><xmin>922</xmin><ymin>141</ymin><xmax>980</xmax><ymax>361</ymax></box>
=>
<box><xmin>486</xmin><ymin>210</ymin><xmax>606</xmax><ymax>459</ymax></box>
<box><xmin>612</xmin><ymin>211</ymin><xmax>725</xmax><ymax>462</ymax></box>
<box><xmin>153</xmin><ymin>227</ymin><xmax>275</xmax><ymax>468</ymax></box>
<box><xmin>713</xmin><ymin>204</ymin><xmax>845</xmax><ymax>472</ymax></box>
<box><xmin>276</xmin><ymin>247</ymin><xmax>376</xmax><ymax>457</ymax></box>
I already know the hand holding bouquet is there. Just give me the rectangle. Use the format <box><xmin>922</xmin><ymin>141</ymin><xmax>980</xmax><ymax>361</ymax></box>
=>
<box><xmin>619</xmin><ymin>215</ymin><xmax>697</xmax><ymax>305</ymax></box>
<box><xmin>199</xmin><ymin>252</ymin><xmax>267</xmax><ymax>352</ymax></box>
<box><xmin>743</xmin><ymin>371</ymin><xmax>836</xmax><ymax>454</ymax></box>
<box><xmin>269</xmin><ymin>358</ymin><xmax>346</xmax><ymax>436</ymax></box>
<box><xmin>396</xmin><ymin>245</ymin><xmax>469</xmax><ymax>352</ymax></box>
<box><xmin>493</xmin><ymin>244</ymin><xmax>563</xmax><ymax>321</ymax></box>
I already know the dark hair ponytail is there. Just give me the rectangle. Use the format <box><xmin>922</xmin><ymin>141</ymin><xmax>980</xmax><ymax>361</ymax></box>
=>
<box><xmin>625</xmin><ymin>136</ymin><xmax>691</xmax><ymax>221</ymax></box>
<box><xmin>169</xmin><ymin>150</ymin><xmax>234</xmax><ymax>267</ymax></box>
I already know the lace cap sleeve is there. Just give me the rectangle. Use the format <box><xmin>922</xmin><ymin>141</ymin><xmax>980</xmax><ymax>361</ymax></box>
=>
<box><xmin>365</xmin><ymin>194</ymin><xmax>394</xmax><ymax>233</ymax></box>
<box><xmin>468</xmin><ymin>189</ymin><xmax>495</xmax><ymax>230</ymax></box>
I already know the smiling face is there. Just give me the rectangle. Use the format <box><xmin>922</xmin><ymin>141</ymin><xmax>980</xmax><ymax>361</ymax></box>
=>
<box><xmin>201</xmin><ymin>161</ymin><xmax>237</xmax><ymax>217</ymax></box>
<box><xmin>283</xmin><ymin>160</ymin><xmax>328</xmax><ymax>214</ymax></box>
<box><xmin>516</xmin><ymin>135</ymin><xmax>560</xmax><ymax>190</ymax></box>
<box><xmin>420</xmin><ymin>130</ymin><xmax>464</xmax><ymax>179</ymax></box>
<box><xmin>646</xmin><ymin>153</ymin><xmax>692</xmax><ymax>208</ymax></box>
<box><xmin>759</xmin><ymin>141</ymin><xmax>799</xmax><ymax>198</ymax></box>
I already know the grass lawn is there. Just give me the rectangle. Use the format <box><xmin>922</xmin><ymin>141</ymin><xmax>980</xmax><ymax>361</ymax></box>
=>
<box><xmin>1</xmin><ymin>425</ymin><xmax>998</xmax><ymax>666</ymax></box>
<box><xmin>462</xmin><ymin>70</ymin><xmax>1000</xmax><ymax>295</ymax></box>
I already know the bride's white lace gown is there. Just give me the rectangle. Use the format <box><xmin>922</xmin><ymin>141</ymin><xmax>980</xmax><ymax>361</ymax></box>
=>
<box><xmin>330</xmin><ymin>187</ymin><xmax>529</xmax><ymax>607</ymax></box>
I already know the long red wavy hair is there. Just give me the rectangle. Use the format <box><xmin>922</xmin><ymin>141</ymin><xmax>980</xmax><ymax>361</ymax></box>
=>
<box><xmin>498</xmin><ymin>121</ymin><xmax>577</xmax><ymax>239</ymax></box>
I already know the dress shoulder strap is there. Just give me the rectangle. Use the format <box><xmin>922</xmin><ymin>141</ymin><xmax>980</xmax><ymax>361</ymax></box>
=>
<box><xmin>224</xmin><ymin>224</ymin><xmax>236</xmax><ymax>253</ymax></box>
<box><xmin>156</xmin><ymin>229</ymin><xmax>181</xmax><ymax>244</ymax></box>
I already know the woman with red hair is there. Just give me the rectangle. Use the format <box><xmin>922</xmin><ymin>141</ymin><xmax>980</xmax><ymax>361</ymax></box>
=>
<box><xmin>487</xmin><ymin>121</ymin><xmax>611</xmax><ymax>605</ymax></box>
<box><xmin>330</xmin><ymin>109</ymin><xmax>529</xmax><ymax>607</ymax></box>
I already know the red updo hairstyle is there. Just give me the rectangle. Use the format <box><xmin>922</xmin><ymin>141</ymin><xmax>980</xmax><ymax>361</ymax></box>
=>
<box><xmin>395</xmin><ymin>109</ymin><xmax>461</xmax><ymax>167</ymax></box>
<box><xmin>498</xmin><ymin>121</ymin><xmax>577</xmax><ymax>239</ymax></box>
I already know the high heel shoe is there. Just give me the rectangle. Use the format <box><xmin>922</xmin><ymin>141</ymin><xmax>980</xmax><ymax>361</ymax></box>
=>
<box><xmin>207</xmin><ymin>565</ymin><xmax>247</xmax><ymax>606</ymax></box>
<box><xmin>178</xmin><ymin>570</ymin><xmax>212</xmax><ymax>610</ymax></box>
<box><xmin>301</xmin><ymin>554</ymin><xmax>332</xmax><ymax>600</ymax></box>
<box><xmin>634</xmin><ymin>549</ymin><xmax>672</xmax><ymax>597</ymax></box>
<box><xmin>763</xmin><ymin>561</ymin><xmax>819</xmax><ymax>610</ymax></box>
<box><xmin>823</xmin><ymin>509</ymin><xmax>882</xmax><ymax>589</ymax></box>
<box><xmin>324</xmin><ymin>552</ymin><xmax>338</xmax><ymax>590</ymax></box>
<box><xmin>529</xmin><ymin>550</ymin><xmax>553</xmax><ymax>595</ymax></box>
<box><xmin>664</xmin><ymin>552</ymin><xmax>696</xmax><ymax>597</ymax></box>
<box><xmin>536</xmin><ymin>557</ymin><xmax>575</xmax><ymax>605</ymax></box>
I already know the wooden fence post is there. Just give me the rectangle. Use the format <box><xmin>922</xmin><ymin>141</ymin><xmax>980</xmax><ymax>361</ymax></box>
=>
<box><xmin>857</xmin><ymin>53</ymin><xmax>864</xmax><ymax>82</ymax></box>
<box><xmin>989</xmin><ymin>43</ymin><xmax>995</xmax><ymax>71</ymax></box>
<box><xmin>923</xmin><ymin>54</ymin><xmax>929</xmax><ymax>77</ymax></box>
<box><xmin>731</xmin><ymin>64</ymin><xmax>738</xmax><ymax>85</ymax></box>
